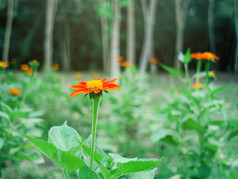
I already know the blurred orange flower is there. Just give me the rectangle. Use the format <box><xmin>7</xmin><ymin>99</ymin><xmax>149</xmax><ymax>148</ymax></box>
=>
<box><xmin>192</xmin><ymin>83</ymin><xmax>202</xmax><ymax>89</ymax></box>
<box><xmin>75</xmin><ymin>72</ymin><xmax>83</xmax><ymax>79</ymax></box>
<box><xmin>52</xmin><ymin>64</ymin><xmax>60</xmax><ymax>71</ymax></box>
<box><xmin>116</xmin><ymin>56</ymin><xmax>124</xmax><ymax>62</ymax></box>
<box><xmin>20</xmin><ymin>64</ymin><xmax>29</xmax><ymax>71</ymax></box>
<box><xmin>26</xmin><ymin>68</ymin><xmax>38</xmax><ymax>75</ymax></box>
<box><xmin>0</xmin><ymin>61</ymin><xmax>8</xmax><ymax>68</ymax></box>
<box><xmin>91</xmin><ymin>72</ymin><xmax>99</xmax><ymax>77</ymax></box>
<box><xmin>191</xmin><ymin>52</ymin><xmax>219</xmax><ymax>62</ymax></box>
<box><xmin>149</xmin><ymin>57</ymin><xmax>159</xmax><ymax>64</ymax></box>
<box><xmin>70</xmin><ymin>78</ymin><xmax>121</xmax><ymax>97</ymax></box>
<box><xmin>8</xmin><ymin>88</ymin><xmax>22</xmax><ymax>95</ymax></box>
<box><xmin>120</xmin><ymin>61</ymin><xmax>133</xmax><ymax>67</ymax></box>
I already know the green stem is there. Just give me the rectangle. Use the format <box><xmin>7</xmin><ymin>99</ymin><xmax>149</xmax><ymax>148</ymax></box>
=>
<box><xmin>205</xmin><ymin>61</ymin><xmax>210</xmax><ymax>88</ymax></box>
<box><xmin>196</xmin><ymin>60</ymin><xmax>202</xmax><ymax>84</ymax></box>
<box><xmin>64</xmin><ymin>170</ymin><xmax>69</xmax><ymax>179</ymax></box>
<box><xmin>90</xmin><ymin>95</ymin><xmax>100</xmax><ymax>168</ymax></box>
<box><xmin>184</xmin><ymin>63</ymin><xmax>190</xmax><ymax>86</ymax></box>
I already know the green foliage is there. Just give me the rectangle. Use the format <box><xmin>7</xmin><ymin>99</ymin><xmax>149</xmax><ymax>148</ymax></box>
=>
<box><xmin>159</xmin><ymin>64</ymin><xmax>183</xmax><ymax>78</ymax></box>
<box><xmin>21</xmin><ymin>122</ymin><xmax>163</xmax><ymax>178</ymax></box>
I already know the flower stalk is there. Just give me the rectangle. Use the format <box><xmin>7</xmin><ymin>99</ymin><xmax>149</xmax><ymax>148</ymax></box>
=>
<box><xmin>205</xmin><ymin>61</ymin><xmax>210</xmax><ymax>87</ymax></box>
<box><xmin>196</xmin><ymin>60</ymin><xmax>202</xmax><ymax>84</ymax></box>
<box><xmin>90</xmin><ymin>95</ymin><xmax>100</xmax><ymax>168</ymax></box>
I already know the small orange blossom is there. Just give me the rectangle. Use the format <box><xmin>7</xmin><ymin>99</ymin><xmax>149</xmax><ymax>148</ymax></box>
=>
<box><xmin>191</xmin><ymin>52</ymin><xmax>219</xmax><ymax>62</ymax></box>
<box><xmin>192</xmin><ymin>83</ymin><xmax>202</xmax><ymax>89</ymax></box>
<box><xmin>91</xmin><ymin>72</ymin><xmax>99</xmax><ymax>77</ymax></box>
<box><xmin>20</xmin><ymin>64</ymin><xmax>29</xmax><ymax>71</ymax></box>
<box><xmin>70</xmin><ymin>78</ymin><xmax>121</xmax><ymax>97</ymax></box>
<box><xmin>116</xmin><ymin>56</ymin><xmax>124</xmax><ymax>62</ymax></box>
<box><xmin>75</xmin><ymin>72</ymin><xmax>83</xmax><ymax>79</ymax></box>
<box><xmin>8</xmin><ymin>88</ymin><xmax>22</xmax><ymax>95</ymax></box>
<box><xmin>0</xmin><ymin>61</ymin><xmax>8</xmax><ymax>68</ymax></box>
<box><xmin>120</xmin><ymin>61</ymin><xmax>133</xmax><ymax>67</ymax></box>
<box><xmin>52</xmin><ymin>64</ymin><xmax>60</xmax><ymax>71</ymax></box>
<box><xmin>149</xmin><ymin>57</ymin><xmax>159</xmax><ymax>64</ymax></box>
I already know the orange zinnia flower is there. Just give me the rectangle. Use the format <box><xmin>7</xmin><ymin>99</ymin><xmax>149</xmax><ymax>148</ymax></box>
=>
<box><xmin>116</xmin><ymin>56</ymin><xmax>124</xmax><ymax>62</ymax></box>
<box><xmin>149</xmin><ymin>57</ymin><xmax>159</xmax><ymax>64</ymax></box>
<box><xmin>120</xmin><ymin>61</ymin><xmax>133</xmax><ymax>67</ymax></box>
<box><xmin>191</xmin><ymin>52</ymin><xmax>219</xmax><ymax>62</ymax></box>
<box><xmin>52</xmin><ymin>64</ymin><xmax>60</xmax><ymax>71</ymax></box>
<box><xmin>20</xmin><ymin>64</ymin><xmax>29</xmax><ymax>71</ymax></box>
<box><xmin>8</xmin><ymin>88</ymin><xmax>22</xmax><ymax>95</ymax></box>
<box><xmin>192</xmin><ymin>82</ymin><xmax>202</xmax><ymax>89</ymax></box>
<box><xmin>70</xmin><ymin>78</ymin><xmax>121</xmax><ymax>97</ymax></box>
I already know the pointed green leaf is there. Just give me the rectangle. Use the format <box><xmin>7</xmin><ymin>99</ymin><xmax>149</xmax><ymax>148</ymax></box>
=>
<box><xmin>48</xmin><ymin>121</ymin><xmax>81</xmax><ymax>151</ymax></box>
<box><xmin>20</xmin><ymin>133</ymin><xmax>57</xmax><ymax>159</ymax></box>
<box><xmin>182</xmin><ymin>118</ymin><xmax>201</xmax><ymax>131</ymax></box>
<box><xmin>151</xmin><ymin>128</ymin><xmax>171</xmax><ymax>143</ymax></box>
<box><xmin>160</xmin><ymin>64</ymin><xmax>182</xmax><ymax>78</ymax></box>
<box><xmin>184</xmin><ymin>48</ymin><xmax>191</xmax><ymax>64</ymax></box>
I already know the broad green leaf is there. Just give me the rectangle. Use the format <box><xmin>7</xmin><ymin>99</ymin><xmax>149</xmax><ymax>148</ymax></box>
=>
<box><xmin>110</xmin><ymin>158</ymin><xmax>163</xmax><ymax>178</ymax></box>
<box><xmin>48</xmin><ymin>121</ymin><xmax>81</xmax><ymax>151</ymax></box>
<box><xmin>20</xmin><ymin>133</ymin><xmax>57</xmax><ymax>159</ymax></box>
<box><xmin>160</xmin><ymin>64</ymin><xmax>182</xmax><ymax>78</ymax></box>
<box><xmin>151</xmin><ymin>128</ymin><xmax>171</xmax><ymax>143</ymax></box>
<box><xmin>109</xmin><ymin>153</ymin><xmax>137</xmax><ymax>163</ymax></box>
<box><xmin>14</xmin><ymin>150</ymin><xmax>44</xmax><ymax>164</ymax></box>
<box><xmin>182</xmin><ymin>118</ymin><xmax>201</xmax><ymax>131</ymax></box>
<box><xmin>54</xmin><ymin>150</ymin><xmax>85</xmax><ymax>173</ymax></box>
<box><xmin>78</xmin><ymin>165</ymin><xmax>102</xmax><ymax>179</ymax></box>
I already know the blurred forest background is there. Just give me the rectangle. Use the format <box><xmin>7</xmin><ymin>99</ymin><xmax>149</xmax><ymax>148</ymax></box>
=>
<box><xmin>0</xmin><ymin>0</ymin><xmax>238</xmax><ymax>75</ymax></box>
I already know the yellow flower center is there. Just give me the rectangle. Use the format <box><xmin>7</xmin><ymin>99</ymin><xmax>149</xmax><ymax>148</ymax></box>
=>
<box><xmin>87</xmin><ymin>79</ymin><xmax>103</xmax><ymax>91</ymax></box>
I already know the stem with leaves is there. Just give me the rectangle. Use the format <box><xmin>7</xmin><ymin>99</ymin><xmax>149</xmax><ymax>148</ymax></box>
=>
<box><xmin>90</xmin><ymin>95</ymin><xmax>100</xmax><ymax>168</ymax></box>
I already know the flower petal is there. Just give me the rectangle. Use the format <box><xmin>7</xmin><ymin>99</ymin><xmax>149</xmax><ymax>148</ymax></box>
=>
<box><xmin>70</xmin><ymin>84</ymin><xmax>87</xmax><ymax>89</ymax></box>
<box><xmin>103</xmin><ymin>78</ymin><xmax>118</xmax><ymax>85</ymax></box>
<box><xmin>70</xmin><ymin>90</ymin><xmax>85</xmax><ymax>97</ymax></box>
<box><xmin>102</xmin><ymin>78</ymin><xmax>108</xmax><ymax>83</ymax></box>
<box><xmin>94</xmin><ymin>89</ymin><xmax>101</xmax><ymax>93</ymax></box>
<box><xmin>103</xmin><ymin>84</ymin><xmax>121</xmax><ymax>90</ymax></box>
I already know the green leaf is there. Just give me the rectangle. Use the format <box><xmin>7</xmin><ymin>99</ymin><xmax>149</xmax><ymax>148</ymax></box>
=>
<box><xmin>151</xmin><ymin>128</ymin><xmax>171</xmax><ymax>143</ymax></box>
<box><xmin>160</xmin><ymin>64</ymin><xmax>182</xmax><ymax>78</ymax></box>
<box><xmin>212</xmin><ymin>85</ymin><xmax>229</xmax><ymax>95</ymax></box>
<box><xmin>127</xmin><ymin>169</ymin><xmax>156</xmax><ymax>179</ymax></box>
<box><xmin>54</xmin><ymin>150</ymin><xmax>85</xmax><ymax>173</ymax></box>
<box><xmin>0</xmin><ymin>111</ymin><xmax>10</xmax><ymax>121</ymax></box>
<box><xmin>161</xmin><ymin>135</ymin><xmax>179</xmax><ymax>146</ymax></box>
<box><xmin>0</xmin><ymin>137</ymin><xmax>4</xmax><ymax>149</ymax></box>
<box><xmin>48</xmin><ymin>121</ymin><xmax>81</xmax><ymax>151</ymax></box>
<box><xmin>20</xmin><ymin>133</ymin><xmax>57</xmax><ymax>159</ymax></box>
<box><xmin>110</xmin><ymin>158</ymin><xmax>163</xmax><ymax>178</ymax></box>
<box><xmin>184</xmin><ymin>48</ymin><xmax>191</xmax><ymax>64</ymax></box>
<box><xmin>228</xmin><ymin>129</ymin><xmax>238</xmax><ymax>140</ymax></box>
<box><xmin>78</xmin><ymin>165</ymin><xmax>102</xmax><ymax>179</ymax></box>
<box><xmin>182</xmin><ymin>118</ymin><xmax>201</xmax><ymax>131</ymax></box>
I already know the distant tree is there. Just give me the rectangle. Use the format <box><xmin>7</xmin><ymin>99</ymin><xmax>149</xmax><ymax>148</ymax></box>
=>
<box><xmin>174</xmin><ymin>0</ymin><xmax>190</xmax><ymax>70</ymax></box>
<box><xmin>208</xmin><ymin>0</ymin><xmax>216</xmax><ymax>54</ymax></box>
<box><xmin>44</xmin><ymin>0</ymin><xmax>57</xmax><ymax>71</ymax></box>
<box><xmin>139</xmin><ymin>0</ymin><xmax>157</xmax><ymax>72</ymax></box>
<box><xmin>2</xmin><ymin>0</ymin><xmax>14</xmax><ymax>62</ymax></box>
<box><xmin>110</xmin><ymin>0</ymin><xmax>121</xmax><ymax>78</ymax></box>
<box><xmin>126</xmin><ymin>0</ymin><xmax>135</xmax><ymax>64</ymax></box>
<box><xmin>234</xmin><ymin>0</ymin><xmax>238</xmax><ymax>72</ymax></box>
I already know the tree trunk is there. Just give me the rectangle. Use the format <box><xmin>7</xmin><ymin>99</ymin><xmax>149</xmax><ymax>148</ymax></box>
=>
<box><xmin>101</xmin><ymin>15</ymin><xmax>110</xmax><ymax>72</ymax></box>
<box><xmin>234</xmin><ymin>0</ymin><xmax>238</xmax><ymax>72</ymax></box>
<box><xmin>110</xmin><ymin>0</ymin><xmax>121</xmax><ymax>78</ymax></box>
<box><xmin>139</xmin><ymin>0</ymin><xmax>157</xmax><ymax>73</ymax></box>
<box><xmin>208</xmin><ymin>0</ymin><xmax>216</xmax><ymax>53</ymax></box>
<box><xmin>44</xmin><ymin>0</ymin><xmax>57</xmax><ymax>71</ymax></box>
<box><xmin>174</xmin><ymin>0</ymin><xmax>190</xmax><ymax>70</ymax></box>
<box><xmin>2</xmin><ymin>0</ymin><xmax>14</xmax><ymax>62</ymax></box>
<box><xmin>126</xmin><ymin>0</ymin><xmax>135</xmax><ymax>64</ymax></box>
